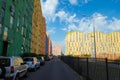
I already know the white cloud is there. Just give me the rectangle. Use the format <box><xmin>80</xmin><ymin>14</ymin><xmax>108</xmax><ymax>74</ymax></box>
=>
<box><xmin>107</xmin><ymin>18</ymin><xmax>120</xmax><ymax>31</ymax></box>
<box><xmin>84</xmin><ymin>0</ymin><xmax>91</xmax><ymax>3</ymax></box>
<box><xmin>41</xmin><ymin>0</ymin><xmax>58</xmax><ymax>22</ymax></box>
<box><xmin>56</xmin><ymin>10</ymin><xmax>68</xmax><ymax>22</ymax></box>
<box><xmin>62</xmin><ymin>24</ymin><xmax>78</xmax><ymax>31</ymax></box>
<box><xmin>61</xmin><ymin>28</ymin><xmax>67</xmax><ymax>31</ymax></box>
<box><xmin>69</xmin><ymin>0</ymin><xmax>78</xmax><ymax>5</ymax></box>
<box><xmin>47</xmin><ymin>27</ymin><xmax>56</xmax><ymax>34</ymax></box>
<box><xmin>69</xmin><ymin>0</ymin><xmax>91</xmax><ymax>5</ymax></box>
<box><xmin>61</xmin><ymin>12</ymin><xmax>120</xmax><ymax>33</ymax></box>
<box><xmin>56</xmin><ymin>10</ymin><xmax>79</xmax><ymax>23</ymax></box>
<box><xmin>40</xmin><ymin>0</ymin><xmax>91</xmax><ymax>22</ymax></box>
<box><xmin>56</xmin><ymin>10</ymin><xmax>80</xmax><ymax>32</ymax></box>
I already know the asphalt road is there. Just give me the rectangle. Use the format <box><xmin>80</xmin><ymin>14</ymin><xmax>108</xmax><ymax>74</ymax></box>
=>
<box><xmin>22</xmin><ymin>58</ymin><xmax>82</xmax><ymax>80</ymax></box>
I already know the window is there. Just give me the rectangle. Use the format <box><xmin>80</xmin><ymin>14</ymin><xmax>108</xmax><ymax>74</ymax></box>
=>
<box><xmin>0</xmin><ymin>8</ymin><xmax>5</xmax><ymax>23</ymax></box>
<box><xmin>21</xmin><ymin>27</ymin><xmax>24</xmax><ymax>35</ymax></box>
<box><xmin>3</xmin><ymin>27</ymin><xmax>8</xmax><ymax>40</ymax></box>
<box><xmin>10</xmin><ymin>5</ymin><xmax>15</xmax><ymax>16</ymax></box>
<box><xmin>2</xmin><ymin>0</ymin><xmax>6</xmax><ymax>10</ymax></box>
<box><xmin>10</xmin><ymin>4</ymin><xmax>15</xmax><ymax>28</ymax></box>
<box><xmin>0</xmin><ymin>9</ymin><xmax>3</xmax><ymax>22</ymax></box>
<box><xmin>10</xmin><ymin>16</ymin><xmax>13</xmax><ymax>28</ymax></box>
<box><xmin>21</xmin><ymin>46</ymin><xmax>23</xmax><ymax>50</ymax></box>
<box><xmin>0</xmin><ymin>58</ymin><xmax>10</xmax><ymax>67</ymax></box>
<box><xmin>23</xmin><ymin>58</ymin><xmax>33</xmax><ymax>61</ymax></box>
<box><xmin>17</xmin><ymin>13</ymin><xmax>20</xmax><ymax>27</ymax></box>
<box><xmin>25</xmin><ymin>23</ymin><xmax>27</xmax><ymax>28</ymax></box>
<box><xmin>12</xmin><ymin>0</ymin><xmax>16</xmax><ymax>2</ymax></box>
<box><xmin>22</xmin><ymin>16</ymin><xmax>25</xmax><ymax>25</ymax></box>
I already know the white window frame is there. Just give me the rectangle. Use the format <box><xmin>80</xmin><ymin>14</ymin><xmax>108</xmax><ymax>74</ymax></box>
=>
<box><xmin>10</xmin><ymin>16</ymin><xmax>14</xmax><ymax>28</ymax></box>
<box><xmin>3</xmin><ymin>27</ymin><xmax>8</xmax><ymax>40</ymax></box>
<box><xmin>17</xmin><ymin>15</ymin><xmax>20</xmax><ymax>27</ymax></box>
<box><xmin>10</xmin><ymin>4</ymin><xmax>15</xmax><ymax>28</ymax></box>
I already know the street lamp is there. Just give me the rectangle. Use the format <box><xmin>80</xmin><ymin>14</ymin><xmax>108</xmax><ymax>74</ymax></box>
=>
<box><xmin>82</xmin><ymin>14</ymin><xmax>103</xmax><ymax>58</ymax></box>
<box><xmin>93</xmin><ymin>22</ymin><xmax>97</xmax><ymax>58</ymax></box>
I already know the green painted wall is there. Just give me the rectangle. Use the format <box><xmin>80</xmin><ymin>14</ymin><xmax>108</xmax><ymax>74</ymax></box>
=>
<box><xmin>0</xmin><ymin>1</ymin><xmax>2</xmax><ymax>55</ymax></box>
<box><xmin>0</xmin><ymin>0</ymin><xmax>33</xmax><ymax>56</ymax></box>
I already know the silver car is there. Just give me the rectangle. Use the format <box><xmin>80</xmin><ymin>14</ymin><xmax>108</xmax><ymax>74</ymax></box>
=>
<box><xmin>23</xmin><ymin>57</ymin><xmax>40</xmax><ymax>71</ymax></box>
<box><xmin>0</xmin><ymin>56</ymin><xmax>28</xmax><ymax>80</ymax></box>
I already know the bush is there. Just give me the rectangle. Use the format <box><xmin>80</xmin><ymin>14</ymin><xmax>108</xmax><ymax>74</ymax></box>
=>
<box><xmin>21</xmin><ymin>52</ymin><xmax>47</xmax><ymax>58</ymax></box>
<box><xmin>21</xmin><ymin>53</ymin><xmax>38</xmax><ymax>57</ymax></box>
<box><xmin>81</xmin><ymin>54</ymin><xmax>91</xmax><ymax>58</ymax></box>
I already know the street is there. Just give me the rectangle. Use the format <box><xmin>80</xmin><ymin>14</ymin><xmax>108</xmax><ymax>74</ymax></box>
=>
<box><xmin>22</xmin><ymin>58</ymin><xmax>82</xmax><ymax>80</ymax></box>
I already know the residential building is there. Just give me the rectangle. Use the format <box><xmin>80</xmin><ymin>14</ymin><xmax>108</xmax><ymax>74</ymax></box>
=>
<box><xmin>46</xmin><ymin>33</ymin><xmax>52</xmax><ymax>56</ymax></box>
<box><xmin>66</xmin><ymin>31</ymin><xmax>120</xmax><ymax>59</ymax></box>
<box><xmin>0</xmin><ymin>0</ymin><xmax>33</xmax><ymax>56</ymax></box>
<box><xmin>46</xmin><ymin>33</ymin><xmax>49</xmax><ymax>55</ymax></box>
<box><xmin>49</xmin><ymin>39</ymin><xmax>52</xmax><ymax>55</ymax></box>
<box><xmin>41</xmin><ymin>17</ymin><xmax>46</xmax><ymax>54</ymax></box>
<box><xmin>52</xmin><ymin>44</ymin><xmax>62</xmax><ymax>56</ymax></box>
<box><xmin>31</xmin><ymin>0</ymin><xmax>46</xmax><ymax>55</ymax></box>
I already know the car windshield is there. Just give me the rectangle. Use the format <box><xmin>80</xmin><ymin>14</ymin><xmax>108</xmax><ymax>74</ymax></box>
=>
<box><xmin>0</xmin><ymin>58</ymin><xmax>10</xmax><ymax>67</ymax></box>
<box><xmin>37</xmin><ymin>57</ymin><xmax>42</xmax><ymax>60</ymax></box>
<box><xmin>23</xmin><ymin>58</ymin><xmax>33</xmax><ymax>61</ymax></box>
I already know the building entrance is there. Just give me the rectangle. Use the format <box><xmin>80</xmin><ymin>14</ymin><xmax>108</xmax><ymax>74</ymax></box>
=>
<box><xmin>2</xmin><ymin>41</ymin><xmax>9</xmax><ymax>56</ymax></box>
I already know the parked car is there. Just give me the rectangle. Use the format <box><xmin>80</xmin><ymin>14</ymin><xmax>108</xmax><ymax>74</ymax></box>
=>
<box><xmin>37</xmin><ymin>56</ymin><xmax>45</xmax><ymax>65</ymax></box>
<box><xmin>23</xmin><ymin>57</ymin><xmax>40</xmax><ymax>71</ymax></box>
<box><xmin>44</xmin><ymin>56</ymin><xmax>50</xmax><ymax>61</ymax></box>
<box><xmin>0</xmin><ymin>56</ymin><xmax>28</xmax><ymax>80</ymax></box>
<box><xmin>49</xmin><ymin>55</ymin><xmax>53</xmax><ymax>60</ymax></box>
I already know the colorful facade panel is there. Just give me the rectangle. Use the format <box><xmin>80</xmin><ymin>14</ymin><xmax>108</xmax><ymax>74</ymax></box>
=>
<box><xmin>31</xmin><ymin>0</ymin><xmax>46</xmax><ymax>55</ymax></box>
<box><xmin>66</xmin><ymin>31</ymin><xmax>120</xmax><ymax>58</ymax></box>
<box><xmin>0</xmin><ymin>0</ymin><xmax>33</xmax><ymax>56</ymax></box>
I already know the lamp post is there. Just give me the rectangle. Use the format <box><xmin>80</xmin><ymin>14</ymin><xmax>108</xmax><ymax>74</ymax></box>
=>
<box><xmin>82</xmin><ymin>14</ymin><xmax>101</xmax><ymax>58</ymax></box>
<box><xmin>82</xmin><ymin>14</ymin><xmax>104</xmax><ymax>58</ymax></box>
<box><xmin>93</xmin><ymin>22</ymin><xmax>97</xmax><ymax>58</ymax></box>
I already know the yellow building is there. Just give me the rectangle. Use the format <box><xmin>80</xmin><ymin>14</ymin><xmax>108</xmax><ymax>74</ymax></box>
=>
<box><xmin>65</xmin><ymin>31</ymin><xmax>120</xmax><ymax>57</ymax></box>
<box><xmin>31</xmin><ymin>0</ymin><xmax>46</xmax><ymax>54</ymax></box>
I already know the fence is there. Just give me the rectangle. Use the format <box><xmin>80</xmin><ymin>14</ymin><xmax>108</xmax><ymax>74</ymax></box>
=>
<box><xmin>61</xmin><ymin>56</ymin><xmax>120</xmax><ymax>80</ymax></box>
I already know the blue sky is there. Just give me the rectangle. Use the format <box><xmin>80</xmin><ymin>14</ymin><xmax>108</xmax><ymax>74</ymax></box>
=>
<box><xmin>40</xmin><ymin>0</ymin><xmax>120</xmax><ymax>52</ymax></box>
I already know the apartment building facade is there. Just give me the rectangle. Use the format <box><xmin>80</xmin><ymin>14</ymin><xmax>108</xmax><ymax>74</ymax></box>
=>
<box><xmin>52</xmin><ymin>44</ymin><xmax>62</xmax><ymax>56</ymax></box>
<box><xmin>0</xmin><ymin>0</ymin><xmax>33</xmax><ymax>56</ymax></box>
<box><xmin>66</xmin><ymin>31</ymin><xmax>120</xmax><ymax>58</ymax></box>
<box><xmin>46</xmin><ymin>33</ymin><xmax>52</xmax><ymax>56</ymax></box>
<box><xmin>31</xmin><ymin>0</ymin><xmax>46</xmax><ymax>55</ymax></box>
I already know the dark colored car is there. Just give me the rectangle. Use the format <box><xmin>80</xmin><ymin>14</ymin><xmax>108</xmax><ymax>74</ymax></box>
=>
<box><xmin>44</xmin><ymin>56</ymin><xmax>50</xmax><ymax>61</ymax></box>
<box><xmin>37</xmin><ymin>57</ymin><xmax>45</xmax><ymax>65</ymax></box>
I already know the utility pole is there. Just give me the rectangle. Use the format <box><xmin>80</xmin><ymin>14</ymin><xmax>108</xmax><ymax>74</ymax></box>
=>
<box><xmin>93</xmin><ymin>23</ymin><xmax>97</xmax><ymax>58</ymax></box>
<box><xmin>82</xmin><ymin>14</ymin><xmax>97</xmax><ymax>58</ymax></box>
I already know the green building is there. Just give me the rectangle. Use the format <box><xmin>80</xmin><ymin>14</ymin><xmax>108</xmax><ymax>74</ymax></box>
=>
<box><xmin>0</xmin><ymin>0</ymin><xmax>33</xmax><ymax>56</ymax></box>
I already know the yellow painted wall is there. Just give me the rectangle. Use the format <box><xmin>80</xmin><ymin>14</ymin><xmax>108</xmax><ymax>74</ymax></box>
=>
<box><xmin>65</xmin><ymin>31</ymin><xmax>120</xmax><ymax>56</ymax></box>
<box><xmin>31</xmin><ymin>0</ymin><xmax>46</xmax><ymax>54</ymax></box>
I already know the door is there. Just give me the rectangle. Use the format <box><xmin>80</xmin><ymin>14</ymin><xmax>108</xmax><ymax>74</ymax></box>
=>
<box><xmin>2</xmin><ymin>41</ymin><xmax>9</xmax><ymax>56</ymax></box>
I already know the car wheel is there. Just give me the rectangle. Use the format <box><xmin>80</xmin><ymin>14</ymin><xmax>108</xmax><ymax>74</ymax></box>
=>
<box><xmin>24</xmin><ymin>70</ymin><xmax>28</xmax><ymax>77</ymax></box>
<box><xmin>0</xmin><ymin>67</ymin><xmax>6</xmax><ymax>78</ymax></box>
<box><xmin>33</xmin><ymin>66</ymin><xmax>37</xmax><ymax>72</ymax></box>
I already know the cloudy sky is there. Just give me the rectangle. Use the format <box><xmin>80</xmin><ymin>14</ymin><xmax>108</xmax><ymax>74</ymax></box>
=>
<box><xmin>40</xmin><ymin>0</ymin><xmax>120</xmax><ymax>52</ymax></box>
